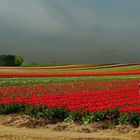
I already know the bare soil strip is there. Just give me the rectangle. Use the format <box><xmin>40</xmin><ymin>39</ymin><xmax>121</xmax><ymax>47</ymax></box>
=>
<box><xmin>0</xmin><ymin>115</ymin><xmax>140</xmax><ymax>140</ymax></box>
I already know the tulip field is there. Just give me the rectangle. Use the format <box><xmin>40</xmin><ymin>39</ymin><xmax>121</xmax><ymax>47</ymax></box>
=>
<box><xmin>0</xmin><ymin>64</ymin><xmax>140</xmax><ymax>126</ymax></box>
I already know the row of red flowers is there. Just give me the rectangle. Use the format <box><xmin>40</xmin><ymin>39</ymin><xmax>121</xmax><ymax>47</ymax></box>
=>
<box><xmin>0</xmin><ymin>87</ymin><xmax>140</xmax><ymax>115</ymax></box>
<box><xmin>0</xmin><ymin>79</ymin><xmax>139</xmax><ymax>99</ymax></box>
<box><xmin>1</xmin><ymin>70</ymin><xmax>140</xmax><ymax>77</ymax></box>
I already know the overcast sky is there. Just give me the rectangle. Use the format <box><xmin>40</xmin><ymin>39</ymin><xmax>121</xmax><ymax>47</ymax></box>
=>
<box><xmin>0</xmin><ymin>0</ymin><xmax>140</xmax><ymax>64</ymax></box>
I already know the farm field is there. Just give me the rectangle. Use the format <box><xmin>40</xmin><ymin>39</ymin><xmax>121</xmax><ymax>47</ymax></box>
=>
<box><xmin>1</xmin><ymin>63</ymin><xmax>140</xmax><ymax>77</ymax></box>
<box><xmin>0</xmin><ymin>64</ymin><xmax>140</xmax><ymax>140</ymax></box>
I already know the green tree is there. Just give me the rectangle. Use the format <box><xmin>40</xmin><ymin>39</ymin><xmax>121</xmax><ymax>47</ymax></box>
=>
<box><xmin>0</xmin><ymin>55</ymin><xmax>24</xmax><ymax>66</ymax></box>
<box><xmin>15</xmin><ymin>56</ymin><xmax>24</xmax><ymax>66</ymax></box>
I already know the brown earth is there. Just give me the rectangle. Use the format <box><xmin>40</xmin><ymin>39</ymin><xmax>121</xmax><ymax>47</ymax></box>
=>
<box><xmin>0</xmin><ymin>114</ymin><xmax>140</xmax><ymax>140</ymax></box>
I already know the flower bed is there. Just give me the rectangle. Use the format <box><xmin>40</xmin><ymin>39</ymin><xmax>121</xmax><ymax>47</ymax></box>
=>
<box><xmin>1</xmin><ymin>70</ymin><xmax>140</xmax><ymax>77</ymax></box>
<box><xmin>0</xmin><ymin>82</ymin><xmax>140</xmax><ymax>126</ymax></box>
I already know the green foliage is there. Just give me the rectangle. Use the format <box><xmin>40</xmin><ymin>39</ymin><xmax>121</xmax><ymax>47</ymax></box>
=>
<box><xmin>119</xmin><ymin>113</ymin><xmax>129</xmax><ymax>125</ymax></box>
<box><xmin>128</xmin><ymin>112</ymin><xmax>140</xmax><ymax>126</ymax></box>
<box><xmin>119</xmin><ymin>112</ymin><xmax>140</xmax><ymax>126</ymax></box>
<box><xmin>24</xmin><ymin>106</ymin><xmax>67</xmax><ymax>120</ymax></box>
<box><xmin>1</xmin><ymin>75</ymin><xmax>140</xmax><ymax>87</ymax></box>
<box><xmin>0</xmin><ymin>103</ymin><xmax>140</xmax><ymax>127</ymax></box>
<box><xmin>81</xmin><ymin>113</ymin><xmax>97</xmax><ymax>124</ymax></box>
<box><xmin>0</xmin><ymin>55</ymin><xmax>15</xmax><ymax>66</ymax></box>
<box><xmin>15</xmin><ymin>56</ymin><xmax>24</xmax><ymax>66</ymax></box>
<box><xmin>0</xmin><ymin>104</ymin><xmax>21</xmax><ymax>114</ymax></box>
<box><xmin>0</xmin><ymin>55</ymin><xmax>24</xmax><ymax>66</ymax></box>
<box><xmin>81</xmin><ymin>109</ymin><xmax>119</xmax><ymax>124</ymax></box>
<box><xmin>64</xmin><ymin>111</ymin><xmax>81</xmax><ymax>123</ymax></box>
<box><xmin>41</xmin><ymin>107</ymin><xmax>67</xmax><ymax>120</ymax></box>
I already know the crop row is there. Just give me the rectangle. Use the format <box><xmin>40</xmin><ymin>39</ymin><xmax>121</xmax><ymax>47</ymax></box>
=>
<box><xmin>0</xmin><ymin>79</ymin><xmax>139</xmax><ymax>99</ymax></box>
<box><xmin>0</xmin><ymin>86</ymin><xmax>140</xmax><ymax>125</ymax></box>
<box><xmin>1</xmin><ymin>76</ymin><xmax>140</xmax><ymax>87</ymax></box>
<box><xmin>1</xmin><ymin>70</ymin><xmax>140</xmax><ymax>77</ymax></box>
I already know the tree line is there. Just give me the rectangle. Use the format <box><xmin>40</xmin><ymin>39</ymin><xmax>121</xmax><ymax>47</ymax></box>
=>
<box><xmin>0</xmin><ymin>55</ymin><xmax>24</xmax><ymax>66</ymax></box>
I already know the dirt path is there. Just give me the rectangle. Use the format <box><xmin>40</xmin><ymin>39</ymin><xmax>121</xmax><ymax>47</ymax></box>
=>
<box><xmin>0</xmin><ymin>115</ymin><xmax>140</xmax><ymax>140</ymax></box>
<box><xmin>0</xmin><ymin>124</ymin><xmax>140</xmax><ymax>140</ymax></box>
